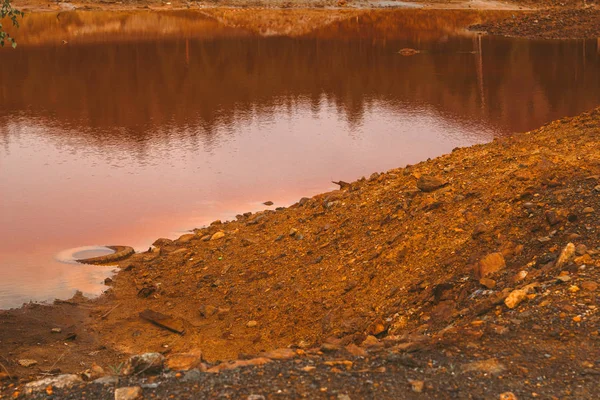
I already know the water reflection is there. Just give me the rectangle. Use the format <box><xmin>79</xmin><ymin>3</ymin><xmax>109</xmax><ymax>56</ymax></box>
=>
<box><xmin>0</xmin><ymin>10</ymin><xmax>599</xmax><ymax>308</ymax></box>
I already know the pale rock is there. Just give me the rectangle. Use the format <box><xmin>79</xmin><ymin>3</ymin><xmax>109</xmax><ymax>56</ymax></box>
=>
<box><xmin>499</xmin><ymin>392</ymin><xmax>518</xmax><ymax>400</ymax></box>
<box><xmin>114</xmin><ymin>386</ymin><xmax>142</xmax><ymax>400</ymax></box>
<box><xmin>246</xmin><ymin>320</ymin><xmax>258</xmax><ymax>328</ymax></box>
<box><xmin>18</xmin><ymin>359</ymin><xmax>38</xmax><ymax>368</ymax></box>
<box><xmin>479</xmin><ymin>277</ymin><xmax>496</xmax><ymax>289</ymax></box>
<box><xmin>504</xmin><ymin>289</ymin><xmax>527</xmax><ymax>309</ymax></box>
<box><xmin>210</xmin><ymin>231</ymin><xmax>225</xmax><ymax>241</ymax></box>
<box><xmin>25</xmin><ymin>374</ymin><xmax>82</xmax><ymax>393</ymax></box>
<box><xmin>556</xmin><ymin>243</ymin><xmax>575</xmax><ymax>268</ymax></box>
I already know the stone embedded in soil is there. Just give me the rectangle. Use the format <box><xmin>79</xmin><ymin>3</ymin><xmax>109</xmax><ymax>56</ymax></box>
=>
<box><xmin>210</xmin><ymin>231</ymin><xmax>226</xmax><ymax>241</ymax></box>
<box><xmin>416</xmin><ymin>175</ymin><xmax>446</xmax><ymax>192</ymax></box>
<box><xmin>479</xmin><ymin>277</ymin><xmax>496</xmax><ymax>289</ymax></box>
<box><xmin>461</xmin><ymin>358</ymin><xmax>506</xmax><ymax>375</ymax></box>
<box><xmin>260</xmin><ymin>348</ymin><xmax>296</xmax><ymax>360</ymax></box>
<box><xmin>504</xmin><ymin>289</ymin><xmax>528</xmax><ymax>309</ymax></box>
<box><xmin>476</xmin><ymin>252</ymin><xmax>506</xmax><ymax>278</ymax></box>
<box><xmin>166</xmin><ymin>352</ymin><xmax>204</xmax><ymax>371</ymax></box>
<box><xmin>207</xmin><ymin>357</ymin><xmax>272</xmax><ymax>373</ymax></box>
<box><xmin>122</xmin><ymin>353</ymin><xmax>165</xmax><ymax>376</ymax></box>
<box><xmin>556</xmin><ymin>243</ymin><xmax>576</xmax><ymax>268</ymax></box>
<box><xmin>500</xmin><ymin>393</ymin><xmax>518</xmax><ymax>400</ymax></box>
<box><xmin>408</xmin><ymin>379</ymin><xmax>425</xmax><ymax>393</ymax></box>
<box><xmin>114</xmin><ymin>386</ymin><xmax>143</xmax><ymax>400</ymax></box>
<box><xmin>18</xmin><ymin>359</ymin><xmax>38</xmax><ymax>368</ymax></box>
<box><xmin>24</xmin><ymin>374</ymin><xmax>82</xmax><ymax>393</ymax></box>
<box><xmin>581</xmin><ymin>281</ymin><xmax>599</xmax><ymax>291</ymax></box>
<box><xmin>246</xmin><ymin>320</ymin><xmax>258</xmax><ymax>328</ymax></box>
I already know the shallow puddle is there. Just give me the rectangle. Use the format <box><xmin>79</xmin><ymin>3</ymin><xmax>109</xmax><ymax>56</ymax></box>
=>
<box><xmin>1</xmin><ymin>10</ymin><xmax>599</xmax><ymax>308</ymax></box>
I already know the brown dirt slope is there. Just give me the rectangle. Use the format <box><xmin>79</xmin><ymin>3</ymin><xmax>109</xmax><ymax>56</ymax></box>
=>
<box><xmin>88</xmin><ymin>107</ymin><xmax>600</xmax><ymax>363</ymax></box>
<box><xmin>1</xmin><ymin>110</ymin><xmax>600</xmax><ymax>399</ymax></box>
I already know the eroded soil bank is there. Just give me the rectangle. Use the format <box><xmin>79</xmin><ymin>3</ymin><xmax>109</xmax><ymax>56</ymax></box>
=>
<box><xmin>2</xmin><ymin>106</ymin><xmax>600</xmax><ymax>398</ymax></box>
<box><xmin>7</xmin><ymin>0</ymin><xmax>600</xmax><ymax>39</ymax></box>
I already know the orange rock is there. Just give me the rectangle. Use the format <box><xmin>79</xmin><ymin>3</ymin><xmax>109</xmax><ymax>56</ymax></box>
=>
<box><xmin>476</xmin><ymin>253</ymin><xmax>506</xmax><ymax>278</ymax></box>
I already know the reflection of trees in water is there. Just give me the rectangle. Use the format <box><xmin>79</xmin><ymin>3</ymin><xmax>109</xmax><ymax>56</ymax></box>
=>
<box><xmin>0</xmin><ymin>33</ymin><xmax>599</xmax><ymax>152</ymax></box>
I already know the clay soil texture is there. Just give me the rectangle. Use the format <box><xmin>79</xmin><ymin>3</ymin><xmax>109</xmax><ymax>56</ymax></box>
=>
<box><xmin>2</xmin><ymin>107</ymin><xmax>600</xmax><ymax>398</ymax></box>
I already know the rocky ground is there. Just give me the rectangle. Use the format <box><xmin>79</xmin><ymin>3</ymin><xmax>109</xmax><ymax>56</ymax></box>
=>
<box><xmin>471</xmin><ymin>7</ymin><xmax>600</xmax><ymax>39</ymax></box>
<box><xmin>2</xmin><ymin>105</ymin><xmax>600</xmax><ymax>398</ymax></box>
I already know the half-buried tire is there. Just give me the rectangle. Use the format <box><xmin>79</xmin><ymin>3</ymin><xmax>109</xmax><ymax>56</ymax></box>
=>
<box><xmin>76</xmin><ymin>245</ymin><xmax>135</xmax><ymax>265</ymax></box>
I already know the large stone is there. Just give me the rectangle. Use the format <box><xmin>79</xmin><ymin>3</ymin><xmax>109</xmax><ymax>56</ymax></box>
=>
<box><xmin>556</xmin><ymin>243</ymin><xmax>575</xmax><ymax>268</ymax></box>
<box><xmin>114</xmin><ymin>386</ymin><xmax>142</xmax><ymax>400</ymax></box>
<box><xmin>122</xmin><ymin>353</ymin><xmax>165</xmax><ymax>376</ymax></box>
<box><xmin>476</xmin><ymin>253</ymin><xmax>506</xmax><ymax>278</ymax></box>
<box><xmin>25</xmin><ymin>374</ymin><xmax>82</xmax><ymax>394</ymax></box>
<box><xmin>166</xmin><ymin>352</ymin><xmax>204</xmax><ymax>371</ymax></box>
<box><xmin>416</xmin><ymin>176</ymin><xmax>447</xmax><ymax>192</ymax></box>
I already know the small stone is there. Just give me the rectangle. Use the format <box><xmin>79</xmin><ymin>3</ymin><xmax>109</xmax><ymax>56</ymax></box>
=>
<box><xmin>408</xmin><ymin>379</ymin><xmax>425</xmax><ymax>393</ymax></box>
<box><xmin>18</xmin><ymin>359</ymin><xmax>38</xmax><ymax>368</ymax></box>
<box><xmin>545</xmin><ymin>211</ymin><xmax>560</xmax><ymax>226</ymax></box>
<box><xmin>594</xmin><ymin>185</ymin><xmax>600</xmax><ymax>192</ymax></box>
<box><xmin>499</xmin><ymin>393</ymin><xmax>518</xmax><ymax>400</ymax></box>
<box><xmin>581</xmin><ymin>281</ymin><xmax>598</xmax><ymax>291</ymax></box>
<box><xmin>51</xmin><ymin>328</ymin><xmax>62</xmax><ymax>334</ymax></box>
<box><xmin>568</xmin><ymin>285</ymin><xmax>580</xmax><ymax>293</ymax></box>
<box><xmin>513</xmin><ymin>270</ymin><xmax>528</xmax><ymax>282</ymax></box>
<box><xmin>289</xmin><ymin>228</ymin><xmax>298</xmax><ymax>237</ymax></box>
<box><xmin>210</xmin><ymin>231</ymin><xmax>225</xmax><ymax>241</ymax></box>
<box><xmin>199</xmin><ymin>305</ymin><xmax>217</xmax><ymax>318</ymax></box>
<box><xmin>476</xmin><ymin>252</ymin><xmax>506</xmax><ymax>278</ymax></box>
<box><xmin>556</xmin><ymin>243</ymin><xmax>575</xmax><ymax>268</ymax></box>
<box><xmin>92</xmin><ymin>376</ymin><xmax>118</xmax><ymax>385</ymax></box>
<box><xmin>345</xmin><ymin>343</ymin><xmax>367</xmax><ymax>357</ymax></box>
<box><xmin>574</xmin><ymin>254</ymin><xmax>593</xmax><ymax>265</ymax></box>
<box><xmin>263</xmin><ymin>201</ymin><xmax>274</xmax><ymax>206</ymax></box>
<box><xmin>583</xmin><ymin>207</ymin><xmax>595</xmax><ymax>214</ymax></box>
<box><xmin>462</xmin><ymin>358</ymin><xmax>506</xmax><ymax>375</ymax></box>
<box><xmin>573</xmin><ymin>315</ymin><xmax>582</xmax><ymax>323</ymax></box>
<box><xmin>176</xmin><ymin>233</ymin><xmax>195</xmax><ymax>244</ymax></box>
<box><xmin>114</xmin><ymin>386</ymin><xmax>142</xmax><ymax>400</ymax></box>
<box><xmin>416</xmin><ymin>175</ymin><xmax>446</xmax><ymax>192</ymax></box>
<box><xmin>479</xmin><ymin>277</ymin><xmax>496</xmax><ymax>289</ymax></box>
<box><xmin>246</xmin><ymin>320</ymin><xmax>258</xmax><ymax>328</ymax></box>
<box><xmin>504</xmin><ymin>289</ymin><xmax>527</xmax><ymax>309</ymax></box>
<box><xmin>247</xmin><ymin>395</ymin><xmax>266</xmax><ymax>400</ymax></box>
<box><xmin>575</xmin><ymin>244</ymin><xmax>588</xmax><ymax>256</ymax></box>
<box><xmin>361</xmin><ymin>335</ymin><xmax>381</xmax><ymax>348</ymax></box>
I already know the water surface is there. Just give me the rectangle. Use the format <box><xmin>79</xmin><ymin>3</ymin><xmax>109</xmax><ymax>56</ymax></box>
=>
<box><xmin>1</xmin><ymin>10</ymin><xmax>600</xmax><ymax>308</ymax></box>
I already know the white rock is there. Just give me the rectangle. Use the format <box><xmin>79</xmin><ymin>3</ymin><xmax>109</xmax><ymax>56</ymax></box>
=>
<box><xmin>25</xmin><ymin>374</ymin><xmax>82</xmax><ymax>393</ymax></box>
